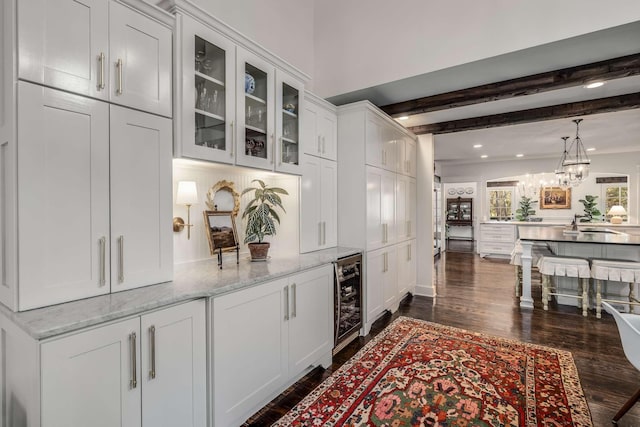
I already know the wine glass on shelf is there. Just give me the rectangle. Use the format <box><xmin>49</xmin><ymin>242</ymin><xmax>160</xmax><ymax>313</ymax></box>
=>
<box><xmin>195</xmin><ymin>49</ymin><xmax>205</xmax><ymax>73</ymax></box>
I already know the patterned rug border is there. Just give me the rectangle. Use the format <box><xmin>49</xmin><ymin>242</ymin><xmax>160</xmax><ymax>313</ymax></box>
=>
<box><xmin>273</xmin><ymin>316</ymin><xmax>593</xmax><ymax>426</ymax></box>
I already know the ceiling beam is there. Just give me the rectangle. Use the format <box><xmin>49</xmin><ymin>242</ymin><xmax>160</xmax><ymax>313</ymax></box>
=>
<box><xmin>408</xmin><ymin>92</ymin><xmax>640</xmax><ymax>135</ymax></box>
<box><xmin>380</xmin><ymin>53</ymin><xmax>640</xmax><ymax>118</ymax></box>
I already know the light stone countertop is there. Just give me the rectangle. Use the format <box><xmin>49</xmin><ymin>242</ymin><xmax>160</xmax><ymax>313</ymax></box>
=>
<box><xmin>0</xmin><ymin>246</ymin><xmax>362</xmax><ymax>340</ymax></box>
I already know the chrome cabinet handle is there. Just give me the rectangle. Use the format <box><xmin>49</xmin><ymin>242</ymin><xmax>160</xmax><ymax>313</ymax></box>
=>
<box><xmin>98</xmin><ymin>52</ymin><xmax>105</xmax><ymax>90</ymax></box>
<box><xmin>318</xmin><ymin>222</ymin><xmax>322</xmax><ymax>246</ymax></box>
<box><xmin>270</xmin><ymin>133</ymin><xmax>275</xmax><ymax>165</ymax></box>
<box><xmin>130</xmin><ymin>332</ymin><xmax>137</xmax><ymax>389</ymax></box>
<box><xmin>291</xmin><ymin>283</ymin><xmax>297</xmax><ymax>318</ymax></box>
<box><xmin>284</xmin><ymin>286</ymin><xmax>289</xmax><ymax>320</ymax></box>
<box><xmin>383</xmin><ymin>223</ymin><xmax>388</xmax><ymax>243</ymax></box>
<box><xmin>230</xmin><ymin>121</ymin><xmax>234</xmax><ymax>157</ymax></box>
<box><xmin>383</xmin><ymin>252</ymin><xmax>388</xmax><ymax>272</ymax></box>
<box><xmin>317</xmin><ymin>135</ymin><xmax>322</xmax><ymax>154</ymax></box>
<box><xmin>118</xmin><ymin>235</ymin><xmax>124</xmax><ymax>283</ymax></box>
<box><xmin>322</xmin><ymin>136</ymin><xmax>326</xmax><ymax>154</ymax></box>
<box><xmin>116</xmin><ymin>58</ymin><xmax>123</xmax><ymax>95</ymax></box>
<box><xmin>322</xmin><ymin>222</ymin><xmax>326</xmax><ymax>245</ymax></box>
<box><xmin>99</xmin><ymin>236</ymin><xmax>106</xmax><ymax>286</ymax></box>
<box><xmin>278</xmin><ymin>137</ymin><xmax>283</xmax><ymax>165</ymax></box>
<box><xmin>149</xmin><ymin>326</ymin><xmax>156</xmax><ymax>379</ymax></box>
<box><xmin>408</xmin><ymin>244</ymin><xmax>412</xmax><ymax>261</ymax></box>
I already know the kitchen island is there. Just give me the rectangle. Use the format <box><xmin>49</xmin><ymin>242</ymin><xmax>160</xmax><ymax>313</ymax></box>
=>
<box><xmin>517</xmin><ymin>226</ymin><xmax>640</xmax><ymax>309</ymax></box>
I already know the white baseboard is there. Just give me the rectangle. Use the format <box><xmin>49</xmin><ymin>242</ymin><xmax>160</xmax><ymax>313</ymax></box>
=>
<box><xmin>414</xmin><ymin>283</ymin><xmax>436</xmax><ymax>297</ymax></box>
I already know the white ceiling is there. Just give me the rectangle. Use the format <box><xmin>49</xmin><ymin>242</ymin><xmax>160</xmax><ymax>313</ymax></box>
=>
<box><xmin>327</xmin><ymin>21</ymin><xmax>640</xmax><ymax>165</ymax></box>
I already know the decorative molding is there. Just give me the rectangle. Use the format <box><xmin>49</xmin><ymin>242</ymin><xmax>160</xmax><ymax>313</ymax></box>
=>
<box><xmin>487</xmin><ymin>180</ymin><xmax>519</xmax><ymax>187</ymax></box>
<box><xmin>408</xmin><ymin>92</ymin><xmax>640</xmax><ymax>135</ymax></box>
<box><xmin>596</xmin><ymin>176</ymin><xmax>628</xmax><ymax>184</ymax></box>
<box><xmin>380</xmin><ymin>54</ymin><xmax>640</xmax><ymax>118</ymax></box>
<box><xmin>118</xmin><ymin>0</ymin><xmax>175</xmax><ymax>27</ymax></box>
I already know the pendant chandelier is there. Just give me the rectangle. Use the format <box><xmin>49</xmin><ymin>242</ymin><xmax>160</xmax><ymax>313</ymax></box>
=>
<box><xmin>561</xmin><ymin>119</ymin><xmax>591</xmax><ymax>186</ymax></box>
<box><xmin>555</xmin><ymin>136</ymin><xmax>572</xmax><ymax>188</ymax></box>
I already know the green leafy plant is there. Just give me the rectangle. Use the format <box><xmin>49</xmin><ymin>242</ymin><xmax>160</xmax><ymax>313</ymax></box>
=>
<box><xmin>515</xmin><ymin>196</ymin><xmax>536</xmax><ymax>221</ymax></box>
<box><xmin>578</xmin><ymin>194</ymin><xmax>601</xmax><ymax>222</ymax></box>
<box><xmin>241</xmin><ymin>179</ymin><xmax>288</xmax><ymax>243</ymax></box>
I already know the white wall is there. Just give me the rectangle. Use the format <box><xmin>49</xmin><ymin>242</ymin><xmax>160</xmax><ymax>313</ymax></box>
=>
<box><xmin>439</xmin><ymin>152</ymin><xmax>640</xmax><ymax>224</ymax></box>
<box><xmin>416</xmin><ymin>134</ymin><xmax>435</xmax><ymax>297</ymax></box>
<box><xmin>182</xmin><ymin>0</ymin><xmax>315</xmax><ymax>79</ymax></box>
<box><xmin>172</xmin><ymin>160</ymin><xmax>300</xmax><ymax>265</ymax></box>
<box><xmin>313</xmin><ymin>0</ymin><xmax>640</xmax><ymax>97</ymax></box>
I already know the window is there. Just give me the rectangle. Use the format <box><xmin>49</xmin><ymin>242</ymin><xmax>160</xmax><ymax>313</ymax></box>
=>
<box><xmin>603</xmin><ymin>184</ymin><xmax>628</xmax><ymax>221</ymax></box>
<box><xmin>488</xmin><ymin>188</ymin><xmax>513</xmax><ymax>220</ymax></box>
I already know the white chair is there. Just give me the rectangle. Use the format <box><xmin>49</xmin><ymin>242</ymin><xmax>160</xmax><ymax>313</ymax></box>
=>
<box><xmin>537</xmin><ymin>255</ymin><xmax>591</xmax><ymax>316</ymax></box>
<box><xmin>592</xmin><ymin>259</ymin><xmax>640</xmax><ymax>319</ymax></box>
<box><xmin>602</xmin><ymin>301</ymin><xmax>640</xmax><ymax>424</ymax></box>
<box><xmin>510</xmin><ymin>240</ymin><xmax>553</xmax><ymax>297</ymax></box>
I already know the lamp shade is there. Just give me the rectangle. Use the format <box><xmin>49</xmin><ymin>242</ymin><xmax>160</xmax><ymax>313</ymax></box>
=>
<box><xmin>608</xmin><ymin>205</ymin><xmax>626</xmax><ymax>224</ymax></box>
<box><xmin>176</xmin><ymin>181</ymin><xmax>198</xmax><ymax>205</ymax></box>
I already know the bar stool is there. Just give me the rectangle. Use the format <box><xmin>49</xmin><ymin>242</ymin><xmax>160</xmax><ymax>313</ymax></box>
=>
<box><xmin>536</xmin><ymin>255</ymin><xmax>591</xmax><ymax>316</ymax></box>
<box><xmin>510</xmin><ymin>240</ymin><xmax>553</xmax><ymax>297</ymax></box>
<box><xmin>591</xmin><ymin>259</ymin><xmax>640</xmax><ymax>319</ymax></box>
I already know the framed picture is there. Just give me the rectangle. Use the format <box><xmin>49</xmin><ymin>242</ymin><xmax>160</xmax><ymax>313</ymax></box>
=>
<box><xmin>203</xmin><ymin>211</ymin><xmax>239</xmax><ymax>255</ymax></box>
<box><xmin>540</xmin><ymin>187</ymin><xmax>571</xmax><ymax>209</ymax></box>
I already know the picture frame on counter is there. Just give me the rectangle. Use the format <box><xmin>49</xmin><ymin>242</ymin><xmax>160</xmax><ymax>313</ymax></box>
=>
<box><xmin>540</xmin><ymin>187</ymin><xmax>571</xmax><ymax>209</ymax></box>
<box><xmin>203</xmin><ymin>210</ymin><xmax>240</xmax><ymax>268</ymax></box>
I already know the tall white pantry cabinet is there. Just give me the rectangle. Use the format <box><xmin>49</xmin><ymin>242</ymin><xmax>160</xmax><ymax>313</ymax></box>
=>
<box><xmin>337</xmin><ymin>101</ymin><xmax>418</xmax><ymax>335</ymax></box>
<box><xmin>0</xmin><ymin>0</ymin><xmax>174</xmax><ymax>312</ymax></box>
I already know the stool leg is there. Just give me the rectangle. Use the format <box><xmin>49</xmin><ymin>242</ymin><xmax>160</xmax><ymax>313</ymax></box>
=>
<box><xmin>542</xmin><ymin>275</ymin><xmax>549</xmax><ymax>311</ymax></box>
<box><xmin>596</xmin><ymin>280</ymin><xmax>602</xmax><ymax>319</ymax></box>
<box><xmin>581</xmin><ymin>278</ymin><xmax>588</xmax><ymax>317</ymax></box>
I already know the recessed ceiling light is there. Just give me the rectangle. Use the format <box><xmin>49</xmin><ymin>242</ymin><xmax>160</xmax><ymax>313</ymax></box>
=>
<box><xmin>516</xmin><ymin>154</ymin><xmax>524</xmax><ymax>158</ymax></box>
<box><xmin>481</xmin><ymin>154</ymin><xmax>488</xmax><ymax>159</ymax></box>
<box><xmin>584</xmin><ymin>81</ymin><xmax>605</xmax><ymax>89</ymax></box>
<box><xmin>397</xmin><ymin>116</ymin><xmax>409</xmax><ymax>121</ymax></box>
<box><xmin>586</xmin><ymin>147</ymin><xmax>596</xmax><ymax>152</ymax></box>
<box><xmin>473</xmin><ymin>144</ymin><xmax>483</xmax><ymax>148</ymax></box>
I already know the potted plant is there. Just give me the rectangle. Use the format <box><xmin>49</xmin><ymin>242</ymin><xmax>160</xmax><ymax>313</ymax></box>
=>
<box><xmin>578</xmin><ymin>194</ymin><xmax>601</xmax><ymax>222</ymax></box>
<box><xmin>241</xmin><ymin>179</ymin><xmax>288</xmax><ymax>260</ymax></box>
<box><xmin>515</xmin><ymin>196</ymin><xmax>536</xmax><ymax>221</ymax></box>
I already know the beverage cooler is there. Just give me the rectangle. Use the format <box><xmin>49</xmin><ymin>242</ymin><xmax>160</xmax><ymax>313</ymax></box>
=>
<box><xmin>333</xmin><ymin>253</ymin><xmax>363</xmax><ymax>354</ymax></box>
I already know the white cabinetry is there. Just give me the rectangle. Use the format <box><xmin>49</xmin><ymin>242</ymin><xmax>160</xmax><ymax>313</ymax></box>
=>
<box><xmin>300</xmin><ymin>155</ymin><xmax>337</xmax><ymax>253</ymax></box>
<box><xmin>397</xmin><ymin>135</ymin><xmax>417</xmax><ymax>177</ymax></box>
<box><xmin>302</xmin><ymin>91</ymin><xmax>337</xmax><ymax>161</ymax></box>
<box><xmin>9</xmin><ymin>299</ymin><xmax>207</xmax><ymax>427</ymax></box>
<box><xmin>478</xmin><ymin>223</ymin><xmax>517</xmax><ymax>257</ymax></box>
<box><xmin>11</xmin><ymin>82</ymin><xmax>172</xmax><ymax>311</ymax></box>
<box><xmin>337</xmin><ymin>101</ymin><xmax>418</xmax><ymax>335</ymax></box>
<box><xmin>18</xmin><ymin>0</ymin><xmax>173</xmax><ymax>117</ymax></box>
<box><xmin>397</xmin><ymin>239</ymin><xmax>417</xmax><ymax>296</ymax></box>
<box><xmin>212</xmin><ymin>265</ymin><xmax>333</xmax><ymax>427</ymax></box>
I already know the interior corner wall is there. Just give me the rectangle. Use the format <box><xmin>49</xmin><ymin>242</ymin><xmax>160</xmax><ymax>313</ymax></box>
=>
<box><xmin>312</xmin><ymin>0</ymin><xmax>640</xmax><ymax>98</ymax></box>
<box><xmin>184</xmin><ymin>0</ymin><xmax>315</xmax><ymax>82</ymax></box>
<box><xmin>416</xmin><ymin>134</ymin><xmax>435</xmax><ymax>297</ymax></box>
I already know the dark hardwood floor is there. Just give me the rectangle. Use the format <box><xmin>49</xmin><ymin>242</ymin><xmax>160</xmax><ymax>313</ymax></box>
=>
<box><xmin>245</xmin><ymin>250</ymin><xmax>640</xmax><ymax>426</ymax></box>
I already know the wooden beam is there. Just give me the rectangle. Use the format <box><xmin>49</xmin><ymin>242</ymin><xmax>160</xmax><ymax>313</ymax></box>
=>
<box><xmin>408</xmin><ymin>92</ymin><xmax>640</xmax><ymax>135</ymax></box>
<box><xmin>381</xmin><ymin>54</ymin><xmax>640</xmax><ymax>118</ymax></box>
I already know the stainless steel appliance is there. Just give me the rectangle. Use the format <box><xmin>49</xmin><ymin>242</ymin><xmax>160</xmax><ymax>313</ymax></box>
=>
<box><xmin>333</xmin><ymin>253</ymin><xmax>363</xmax><ymax>355</ymax></box>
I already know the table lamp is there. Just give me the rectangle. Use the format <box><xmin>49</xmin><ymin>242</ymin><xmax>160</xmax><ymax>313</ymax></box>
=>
<box><xmin>608</xmin><ymin>205</ymin><xmax>626</xmax><ymax>224</ymax></box>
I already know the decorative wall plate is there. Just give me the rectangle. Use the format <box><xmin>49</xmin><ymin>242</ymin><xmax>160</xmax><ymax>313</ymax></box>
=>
<box><xmin>456</xmin><ymin>187</ymin><xmax>465</xmax><ymax>195</ymax></box>
<box><xmin>465</xmin><ymin>187</ymin><xmax>474</xmax><ymax>194</ymax></box>
<box><xmin>447</xmin><ymin>188</ymin><xmax>457</xmax><ymax>195</ymax></box>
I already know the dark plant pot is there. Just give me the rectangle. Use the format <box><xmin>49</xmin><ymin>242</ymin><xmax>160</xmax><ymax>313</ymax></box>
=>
<box><xmin>248</xmin><ymin>242</ymin><xmax>270</xmax><ymax>260</ymax></box>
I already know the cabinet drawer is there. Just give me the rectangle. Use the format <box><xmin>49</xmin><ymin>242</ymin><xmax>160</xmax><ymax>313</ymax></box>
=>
<box><xmin>479</xmin><ymin>242</ymin><xmax>514</xmax><ymax>255</ymax></box>
<box><xmin>481</xmin><ymin>231</ymin><xmax>515</xmax><ymax>242</ymax></box>
<box><xmin>480</xmin><ymin>224</ymin><xmax>515</xmax><ymax>240</ymax></box>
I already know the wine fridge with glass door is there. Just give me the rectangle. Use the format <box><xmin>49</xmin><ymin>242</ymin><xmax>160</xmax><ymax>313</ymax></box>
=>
<box><xmin>333</xmin><ymin>253</ymin><xmax>363</xmax><ymax>354</ymax></box>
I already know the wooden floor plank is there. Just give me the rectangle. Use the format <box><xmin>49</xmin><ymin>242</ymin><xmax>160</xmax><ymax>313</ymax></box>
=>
<box><xmin>244</xmin><ymin>251</ymin><xmax>640</xmax><ymax>426</ymax></box>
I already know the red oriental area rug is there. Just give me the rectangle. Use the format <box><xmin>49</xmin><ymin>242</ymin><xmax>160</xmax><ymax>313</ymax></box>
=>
<box><xmin>274</xmin><ymin>317</ymin><xmax>593</xmax><ymax>426</ymax></box>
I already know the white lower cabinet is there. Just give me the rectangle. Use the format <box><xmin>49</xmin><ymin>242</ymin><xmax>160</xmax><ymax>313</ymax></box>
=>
<box><xmin>39</xmin><ymin>299</ymin><xmax>207</xmax><ymax>427</ymax></box>
<box><xmin>212</xmin><ymin>265</ymin><xmax>333</xmax><ymax>426</ymax></box>
<box><xmin>397</xmin><ymin>239</ymin><xmax>417</xmax><ymax>296</ymax></box>
<box><xmin>365</xmin><ymin>247</ymin><xmax>397</xmax><ymax>334</ymax></box>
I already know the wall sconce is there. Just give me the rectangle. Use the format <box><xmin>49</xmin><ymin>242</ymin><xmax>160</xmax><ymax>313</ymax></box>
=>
<box><xmin>608</xmin><ymin>205</ymin><xmax>627</xmax><ymax>225</ymax></box>
<box><xmin>173</xmin><ymin>181</ymin><xmax>198</xmax><ymax>239</ymax></box>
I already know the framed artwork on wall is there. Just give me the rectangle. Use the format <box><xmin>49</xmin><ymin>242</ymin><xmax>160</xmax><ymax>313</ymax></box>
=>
<box><xmin>540</xmin><ymin>187</ymin><xmax>571</xmax><ymax>209</ymax></box>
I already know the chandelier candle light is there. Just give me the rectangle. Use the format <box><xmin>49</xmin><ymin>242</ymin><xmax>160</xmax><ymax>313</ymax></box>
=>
<box><xmin>555</xmin><ymin>136</ymin><xmax>572</xmax><ymax>188</ymax></box>
<box><xmin>562</xmin><ymin>119</ymin><xmax>591</xmax><ymax>186</ymax></box>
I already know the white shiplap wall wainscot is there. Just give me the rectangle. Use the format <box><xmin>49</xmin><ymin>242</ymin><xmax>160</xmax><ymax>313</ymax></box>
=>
<box><xmin>172</xmin><ymin>159</ymin><xmax>300</xmax><ymax>264</ymax></box>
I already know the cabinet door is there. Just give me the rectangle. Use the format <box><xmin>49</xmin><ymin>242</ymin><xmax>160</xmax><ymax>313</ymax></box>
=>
<box><xmin>320</xmin><ymin>159</ymin><xmax>338</xmax><ymax>248</ymax></box>
<box><xmin>365</xmin><ymin>113</ymin><xmax>384</xmax><ymax>168</ymax></box>
<box><xmin>212</xmin><ymin>278</ymin><xmax>288</xmax><ymax>427</ymax></box>
<box><xmin>18</xmin><ymin>0</ymin><xmax>109</xmax><ymax>101</ymax></box>
<box><xmin>177</xmin><ymin>14</ymin><xmax>237</xmax><ymax>163</ymax></box>
<box><xmin>301</xmin><ymin>101</ymin><xmax>320</xmax><ymax>157</ymax></box>
<box><xmin>408</xmin><ymin>178</ymin><xmax>417</xmax><ymax>239</ymax></box>
<box><xmin>396</xmin><ymin>175</ymin><xmax>408</xmax><ymax>242</ymax></box>
<box><xmin>110</xmin><ymin>106</ymin><xmax>173</xmax><ymax>292</ymax></box>
<box><xmin>408</xmin><ymin>239</ymin><xmax>417</xmax><ymax>294</ymax></box>
<box><xmin>318</xmin><ymin>108</ymin><xmax>337</xmax><ymax>161</ymax></box>
<box><xmin>366</xmin><ymin>166</ymin><xmax>395</xmax><ymax>250</ymax></box>
<box><xmin>41</xmin><ymin>318</ymin><xmax>141</xmax><ymax>427</ymax></box>
<box><xmin>300</xmin><ymin>155</ymin><xmax>322</xmax><ymax>253</ymax></box>
<box><xmin>236</xmin><ymin>47</ymin><xmax>276</xmax><ymax>170</ymax></box>
<box><xmin>365</xmin><ymin>249</ymin><xmax>385</xmax><ymax>324</ymax></box>
<box><xmin>109</xmin><ymin>1</ymin><xmax>172</xmax><ymax>117</ymax></box>
<box><xmin>381</xmin><ymin>169</ymin><xmax>397</xmax><ymax>245</ymax></box>
<box><xmin>405</xmin><ymin>137</ymin><xmax>417</xmax><ymax>177</ymax></box>
<box><xmin>382</xmin><ymin>249</ymin><xmax>398</xmax><ymax>311</ymax></box>
<box><xmin>397</xmin><ymin>240</ymin><xmax>414</xmax><ymax>297</ymax></box>
<box><xmin>396</xmin><ymin>132</ymin><xmax>406</xmax><ymax>174</ymax></box>
<box><xmin>288</xmin><ymin>266</ymin><xmax>333</xmax><ymax>376</ymax></box>
<box><xmin>275</xmin><ymin>71</ymin><xmax>303</xmax><ymax>174</ymax></box>
<box><xmin>17</xmin><ymin>82</ymin><xmax>110</xmax><ymax>310</ymax></box>
<box><xmin>141</xmin><ymin>300</ymin><xmax>207</xmax><ymax>427</ymax></box>
<box><xmin>382</xmin><ymin>126</ymin><xmax>397</xmax><ymax>173</ymax></box>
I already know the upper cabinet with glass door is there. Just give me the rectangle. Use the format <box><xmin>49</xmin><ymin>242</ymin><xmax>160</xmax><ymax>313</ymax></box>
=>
<box><xmin>175</xmin><ymin>15</ymin><xmax>236</xmax><ymax>163</ymax></box>
<box><xmin>275</xmin><ymin>72</ymin><xmax>304</xmax><ymax>174</ymax></box>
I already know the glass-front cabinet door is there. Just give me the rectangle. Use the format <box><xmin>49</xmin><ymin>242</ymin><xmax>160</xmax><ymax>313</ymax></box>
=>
<box><xmin>177</xmin><ymin>15</ymin><xmax>236</xmax><ymax>163</ymax></box>
<box><xmin>236</xmin><ymin>47</ymin><xmax>275</xmax><ymax>170</ymax></box>
<box><xmin>275</xmin><ymin>71</ymin><xmax>303</xmax><ymax>174</ymax></box>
